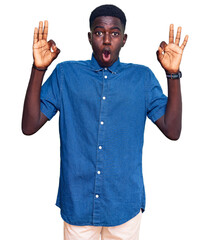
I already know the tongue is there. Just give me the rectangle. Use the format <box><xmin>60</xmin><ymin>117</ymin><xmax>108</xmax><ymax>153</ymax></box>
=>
<box><xmin>103</xmin><ymin>51</ymin><xmax>111</xmax><ymax>62</ymax></box>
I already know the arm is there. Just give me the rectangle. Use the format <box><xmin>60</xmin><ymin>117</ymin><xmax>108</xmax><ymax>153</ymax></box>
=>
<box><xmin>155</xmin><ymin>24</ymin><xmax>188</xmax><ymax>140</ymax></box>
<box><xmin>22</xmin><ymin>20</ymin><xmax>60</xmax><ymax>135</ymax></box>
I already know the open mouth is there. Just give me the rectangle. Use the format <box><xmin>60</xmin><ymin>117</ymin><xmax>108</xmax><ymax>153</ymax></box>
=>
<box><xmin>102</xmin><ymin>49</ymin><xmax>111</xmax><ymax>62</ymax></box>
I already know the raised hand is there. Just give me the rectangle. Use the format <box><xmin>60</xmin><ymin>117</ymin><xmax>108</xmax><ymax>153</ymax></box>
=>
<box><xmin>33</xmin><ymin>20</ymin><xmax>60</xmax><ymax>68</ymax></box>
<box><xmin>157</xmin><ymin>24</ymin><xmax>188</xmax><ymax>74</ymax></box>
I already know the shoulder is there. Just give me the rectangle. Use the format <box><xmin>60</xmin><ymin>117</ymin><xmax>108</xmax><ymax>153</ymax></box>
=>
<box><xmin>119</xmin><ymin>61</ymin><xmax>154</xmax><ymax>75</ymax></box>
<box><xmin>56</xmin><ymin>60</ymin><xmax>90</xmax><ymax>72</ymax></box>
<box><xmin>119</xmin><ymin>61</ymin><xmax>151</xmax><ymax>72</ymax></box>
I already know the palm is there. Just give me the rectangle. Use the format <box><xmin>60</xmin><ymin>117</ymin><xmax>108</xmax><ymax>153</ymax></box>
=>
<box><xmin>157</xmin><ymin>24</ymin><xmax>188</xmax><ymax>73</ymax></box>
<box><xmin>33</xmin><ymin>40</ymin><xmax>53</xmax><ymax>68</ymax></box>
<box><xmin>159</xmin><ymin>43</ymin><xmax>183</xmax><ymax>73</ymax></box>
<box><xmin>33</xmin><ymin>21</ymin><xmax>60</xmax><ymax>68</ymax></box>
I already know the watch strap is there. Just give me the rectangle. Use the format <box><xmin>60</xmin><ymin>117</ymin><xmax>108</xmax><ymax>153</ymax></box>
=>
<box><xmin>166</xmin><ymin>71</ymin><xmax>182</xmax><ymax>79</ymax></box>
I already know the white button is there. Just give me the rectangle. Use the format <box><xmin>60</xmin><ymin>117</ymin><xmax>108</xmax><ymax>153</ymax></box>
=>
<box><xmin>104</xmin><ymin>68</ymin><xmax>107</xmax><ymax>70</ymax></box>
<box><xmin>102</xmin><ymin>96</ymin><xmax>106</xmax><ymax>100</ymax></box>
<box><xmin>104</xmin><ymin>75</ymin><xmax>107</xmax><ymax>79</ymax></box>
<box><xmin>97</xmin><ymin>171</ymin><xmax>101</xmax><ymax>174</ymax></box>
<box><xmin>99</xmin><ymin>146</ymin><xmax>102</xmax><ymax>149</ymax></box>
<box><xmin>100</xmin><ymin>121</ymin><xmax>104</xmax><ymax>125</ymax></box>
<box><xmin>96</xmin><ymin>194</ymin><xmax>99</xmax><ymax>198</ymax></box>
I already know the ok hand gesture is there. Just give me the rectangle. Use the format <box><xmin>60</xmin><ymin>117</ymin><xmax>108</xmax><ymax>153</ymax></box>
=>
<box><xmin>157</xmin><ymin>24</ymin><xmax>188</xmax><ymax>74</ymax></box>
<box><xmin>33</xmin><ymin>20</ymin><xmax>60</xmax><ymax>68</ymax></box>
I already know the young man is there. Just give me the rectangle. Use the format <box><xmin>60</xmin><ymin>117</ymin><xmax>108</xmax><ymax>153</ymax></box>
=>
<box><xmin>22</xmin><ymin>4</ymin><xmax>188</xmax><ymax>240</ymax></box>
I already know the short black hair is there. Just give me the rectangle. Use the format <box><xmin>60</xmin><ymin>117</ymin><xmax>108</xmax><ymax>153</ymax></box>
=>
<box><xmin>89</xmin><ymin>4</ymin><xmax>126</xmax><ymax>29</ymax></box>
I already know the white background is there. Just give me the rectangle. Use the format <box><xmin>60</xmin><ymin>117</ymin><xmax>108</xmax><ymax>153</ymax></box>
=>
<box><xmin>0</xmin><ymin>0</ymin><xmax>210</xmax><ymax>239</ymax></box>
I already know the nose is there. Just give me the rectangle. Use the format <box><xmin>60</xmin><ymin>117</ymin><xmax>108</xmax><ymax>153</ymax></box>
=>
<box><xmin>103</xmin><ymin>32</ymin><xmax>111</xmax><ymax>45</ymax></box>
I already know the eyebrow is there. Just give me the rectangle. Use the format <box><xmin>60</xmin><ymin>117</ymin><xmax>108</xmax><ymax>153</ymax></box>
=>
<box><xmin>93</xmin><ymin>26</ymin><xmax>121</xmax><ymax>31</ymax></box>
<box><xmin>93</xmin><ymin>26</ymin><xmax>104</xmax><ymax>30</ymax></box>
<box><xmin>110</xmin><ymin>27</ymin><xmax>121</xmax><ymax>31</ymax></box>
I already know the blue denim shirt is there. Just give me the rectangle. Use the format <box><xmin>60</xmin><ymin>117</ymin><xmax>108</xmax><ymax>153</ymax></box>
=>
<box><xmin>40</xmin><ymin>55</ymin><xmax>167</xmax><ymax>226</ymax></box>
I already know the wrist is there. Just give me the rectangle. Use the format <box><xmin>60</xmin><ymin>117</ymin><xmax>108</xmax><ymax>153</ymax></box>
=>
<box><xmin>32</xmin><ymin>63</ymin><xmax>48</xmax><ymax>71</ymax></box>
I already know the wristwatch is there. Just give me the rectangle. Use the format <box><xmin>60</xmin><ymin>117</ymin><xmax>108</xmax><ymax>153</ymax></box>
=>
<box><xmin>166</xmin><ymin>71</ymin><xmax>182</xmax><ymax>80</ymax></box>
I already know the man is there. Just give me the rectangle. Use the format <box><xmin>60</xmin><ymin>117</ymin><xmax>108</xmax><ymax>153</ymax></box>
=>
<box><xmin>22</xmin><ymin>4</ymin><xmax>188</xmax><ymax>240</ymax></box>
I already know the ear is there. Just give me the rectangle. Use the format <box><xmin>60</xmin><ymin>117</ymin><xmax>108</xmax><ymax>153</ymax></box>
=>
<box><xmin>122</xmin><ymin>34</ymin><xmax>128</xmax><ymax>47</ymax></box>
<box><xmin>88</xmin><ymin>32</ymin><xmax>92</xmax><ymax>45</ymax></box>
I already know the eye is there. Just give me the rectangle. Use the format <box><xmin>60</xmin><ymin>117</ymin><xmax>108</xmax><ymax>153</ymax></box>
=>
<box><xmin>95</xmin><ymin>31</ymin><xmax>103</xmax><ymax>36</ymax></box>
<box><xmin>111</xmin><ymin>32</ymin><xmax>120</xmax><ymax>36</ymax></box>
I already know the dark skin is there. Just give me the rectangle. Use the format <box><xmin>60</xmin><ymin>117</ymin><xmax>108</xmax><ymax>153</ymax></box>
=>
<box><xmin>22</xmin><ymin>18</ymin><xmax>188</xmax><ymax>140</ymax></box>
<box><xmin>22</xmin><ymin>21</ymin><xmax>58</xmax><ymax>135</ymax></box>
<box><xmin>88</xmin><ymin>16</ymin><xmax>127</xmax><ymax>68</ymax></box>
<box><xmin>155</xmin><ymin>25</ymin><xmax>188</xmax><ymax>139</ymax></box>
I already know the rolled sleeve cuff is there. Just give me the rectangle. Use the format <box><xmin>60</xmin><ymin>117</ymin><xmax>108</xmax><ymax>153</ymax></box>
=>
<box><xmin>40</xmin><ymin>101</ymin><xmax>57</xmax><ymax>120</ymax></box>
<box><xmin>148</xmin><ymin>105</ymin><xmax>167</xmax><ymax>123</ymax></box>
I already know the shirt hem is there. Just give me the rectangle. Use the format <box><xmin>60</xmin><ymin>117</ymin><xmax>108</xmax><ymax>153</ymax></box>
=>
<box><xmin>56</xmin><ymin>203</ymin><xmax>145</xmax><ymax>227</ymax></box>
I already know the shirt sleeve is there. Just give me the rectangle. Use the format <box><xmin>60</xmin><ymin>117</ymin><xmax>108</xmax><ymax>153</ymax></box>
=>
<box><xmin>145</xmin><ymin>68</ymin><xmax>168</xmax><ymax>123</ymax></box>
<box><xmin>40</xmin><ymin>64</ymin><xmax>62</xmax><ymax>120</ymax></box>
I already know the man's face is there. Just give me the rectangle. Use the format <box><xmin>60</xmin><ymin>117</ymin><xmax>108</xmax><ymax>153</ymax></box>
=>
<box><xmin>88</xmin><ymin>16</ymin><xmax>127</xmax><ymax>67</ymax></box>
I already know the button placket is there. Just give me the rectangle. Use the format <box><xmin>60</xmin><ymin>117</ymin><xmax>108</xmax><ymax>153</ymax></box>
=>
<box><xmin>93</xmin><ymin>70</ymin><xmax>109</xmax><ymax>225</ymax></box>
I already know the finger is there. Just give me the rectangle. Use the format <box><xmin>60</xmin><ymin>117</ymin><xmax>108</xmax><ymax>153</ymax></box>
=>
<box><xmin>156</xmin><ymin>47</ymin><xmax>164</xmax><ymax>63</ymax></box>
<box><xmin>175</xmin><ymin>26</ymin><xmax>182</xmax><ymax>45</ymax></box>
<box><xmin>47</xmin><ymin>39</ymin><xmax>60</xmax><ymax>60</ymax></box>
<box><xmin>180</xmin><ymin>35</ymin><xmax>189</xmax><ymax>50</ymax></box>
<box><xmin>38</xmin><ymin>21</ymin><xmax>43</xmax><ymax>40</ymax></box>
<box><xmin>43</xmin><ymin>20</ymin><xmax>48</xmax><ymax>41</ymax></box>
<box><xmin>169</xmin><ymin>24</ymin><xmax>174</xmax><ymax>43</ymax></box>
<box><xmin>160</xmin><ymin>41</ymin><xmax>167</xmax><ymax>50</ymax></box>
<box><xmin>48</xmin><ymin>39</ymin><xmax>61</xmax><ymax>55</ymax></box>
<box><xmin>33</xmin><ymin>27</ymin><xmax>38</xmax><ymax>44</ymax></box>
<box><xmin>48</xmin><ymin>39</ymin><xmax>56</xmax><ymax>50</ymax></box>
<box><xmin>52</xmin><ymin>47</ymin><xmax>61</xmax><ymax>60</ymax></box>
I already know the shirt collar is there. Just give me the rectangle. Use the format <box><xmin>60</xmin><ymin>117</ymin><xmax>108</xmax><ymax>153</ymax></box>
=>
<box><xmin>90</xmin><ymin>54</ymin><xmax>120</xmax><ymax>74</ymax></box>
